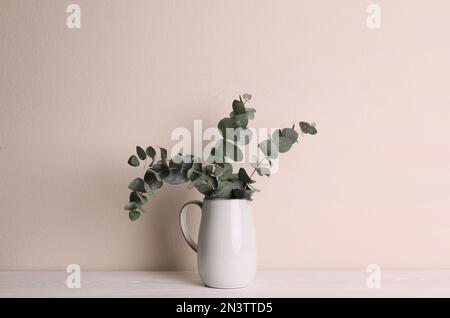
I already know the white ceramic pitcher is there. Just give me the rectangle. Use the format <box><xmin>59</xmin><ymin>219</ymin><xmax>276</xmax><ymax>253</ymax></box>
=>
<box><xmin>179</xmin><ymin>198</ymin><xmax>256</xmax><ymax>288</ymax></box>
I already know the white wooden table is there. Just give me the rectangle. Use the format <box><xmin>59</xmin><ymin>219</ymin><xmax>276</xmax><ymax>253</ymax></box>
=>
<box><xmin>1</xmin><ymin>271</ymin><xmax>449</xmax><ymax>298</ymax></box>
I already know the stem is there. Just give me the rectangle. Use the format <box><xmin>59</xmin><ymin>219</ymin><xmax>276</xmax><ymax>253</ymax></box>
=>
<box><xmin>249</xmin><ymin>168</ymin><xmax>257</xmax><ymax>179</ymax></box>
<box><xmin>246</xmin><ymin>156</ymin><xmax>268</xmax><ymax>189</ymax></box>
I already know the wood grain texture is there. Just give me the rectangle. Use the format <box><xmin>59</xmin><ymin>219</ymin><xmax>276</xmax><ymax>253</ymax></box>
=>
<box><xmin>1</xmin><ymin>271</ymin><xmax>450</xmax><ymax>298</ymax></box>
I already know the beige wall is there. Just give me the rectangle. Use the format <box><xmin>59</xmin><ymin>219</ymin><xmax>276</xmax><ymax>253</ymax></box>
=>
<box><xmin>1</xmin><ymin>0</ymin><xmax>450</xmax><ymax>271</ymax></box>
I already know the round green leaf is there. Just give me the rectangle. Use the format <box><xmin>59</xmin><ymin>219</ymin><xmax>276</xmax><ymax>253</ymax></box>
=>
<box><xmin>129</xmin><ymin>210</ymin><xmax>141</xmax><ymax>221</ymax></box>
<box><xmin>128</xmin><ymin>178</ymin><xmax>145</xmax><ymax>192</ymax></box>
<box><xmin>232</xmin><ymin>99</ymin><xmax>246</xmax><ymax>114</ymax></box>
<box><xmin>194</xmin><ymin>178</ymin><xmax>214</xmax><ymax>194</ymax></box>
<box><xmin>146</xmin><ymin>146</ymin><xmax>156</xmax><ymax>159</ymax></box>
<box><xmin>130</xmin><ymin>191</ymin><xmax>147</xmax><ymax>204</ymax></box>
<box><xmin>144</xmin><ymin>170</ymin><xmax>163</xmax><ymax>190</ymax></box>
<box><xmin>282</xmin><ymin>128</ymin><xmax>299</xmax><ymax>143</ymax></box>
<box><xmin>129</xmin><ymin>191</ymin><xmax>140</xmax><ymax>203</ymax></box>
<box><xmin>218</xmin><ymin>118</ymin><xmax>238</xmax><ymax>140</ymax></box>
<box><xmin>299</xmin><ymin>122</ymin><xmax>318</xmax><ymax>135</ymax></box>
<box><xmin>276</xmin><ymin>136</ymin><xmax>293</xmax><ymax>153</ymax></box>
<box><xmin>164</xmin><ymin>170</ymin><xmax>187</xmax><ymax>185</ymax></box>
<box><xmin>233</xmin><ymin>114</ymin><xmax>249</xmax><ymax>129</ymax></box>
<box><xmin>128</xmin><ymin>155</ymin><xmax>140</xmax><ymax>167</ymax></box>
<box><xmin>136</xmin><ymin>146</ymin><xmax>147</xmax><ymax>160</ymax></box>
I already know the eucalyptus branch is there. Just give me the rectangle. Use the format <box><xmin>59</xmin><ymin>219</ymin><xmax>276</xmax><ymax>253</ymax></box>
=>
<box><xmin>124</xmin><ymin>93</ymin><xmax>317</xmax><ymax>221</ymax></box>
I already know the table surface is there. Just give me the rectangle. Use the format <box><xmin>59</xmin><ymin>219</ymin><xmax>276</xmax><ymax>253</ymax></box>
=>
<box><xmin>1</xmin><ymin>271</ymin><xmax>449</xmax><ymax>298</ymax></box>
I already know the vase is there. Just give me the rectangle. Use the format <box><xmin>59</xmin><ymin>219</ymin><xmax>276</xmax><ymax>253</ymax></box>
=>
<box><xmin>179</xmin><ymin>198</ymin><xmax>256</xmax><ymax>288</ymax></box>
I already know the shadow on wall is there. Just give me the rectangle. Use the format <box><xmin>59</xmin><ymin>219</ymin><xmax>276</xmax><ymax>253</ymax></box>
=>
<box><xmin>68</xmin><ymin>152</ymin><xmax>202</xmax><ymax>272</ymax></box>
<box><xmin>140</xmin><ymin>185</ymin><xmax>201</xmax><ymax>271</ymax></box>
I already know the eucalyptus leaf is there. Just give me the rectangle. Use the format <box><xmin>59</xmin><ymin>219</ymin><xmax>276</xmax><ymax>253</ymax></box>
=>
<box><xmin>187</xmin><ymin>162</ymin><xmax>202</xmax><ymax>181</ymax></box>
<box><xmin>137</xmin><ymin>191</ymin><xmax>148</xmax><ymax>202</ymax></box>
<box><xmin>218</xmin><ymin>118</ymin><xmax>238</xmax><ymax>140</ymax></box>
<box><xmin>276</xmin><ymin>136</ymin><xmax>293</xmax><ymax>153</ymax></box>
<box><xmin>282</xmin><ymin>128</ymin><xmax>299</xmax><ymax>143</ymax></box>
<box><xmin>151</xmin><ymin>161</ymin><xmax>169</xmax><ymax>179</ymax></box>
<box><xmin>136</xmin><ymin>205</ymin><xmax>146</xmax><ymax>213</ymax></box>
<box><xmin>214</xmin><ymin>163</ymin><xmax>232</xmax><ymax>179</ymax></box>
<box><xmin>238</xmin><ymin>168</ymin><xmax>255</xmax><ymax>184</ymax></box>
<box><xmin>299</xmin><ymin>122</ymin><xmax>318</xmax><ymax>135</ymax></box>
<box><xmin>272</xmin><ymin>129</ymin><xmax>283</xmax><ymax>140</ymax></box>
<box><xmin>232</xmin><ymin>99</ymin><xmax>246</xmax><ymax>114</ymax></box>
<box><xmin>128</xmin><ymin>178</ymin><xmax>146</xmax><ymax>192</ymax></box>
<box><xmin>144</xmin><ymin>170</ymin><xmax>163</xmax><ymax>190</ymax></box>
<box><xmin>231</xmin><ymin>178</ymin><xmax>245</xmax><ymax>190</ymax></box>
<box><xmin>169</xmin><ymin>155</ymin><xmax>183</xmax><ymax>169</ymax></box>
<box><xmin>146</xmin><ymin>146</ymin><xmax>156</xmax><ymax>159</ymax></box>
<box><xmin>194</xmin><ymin>178</ymin><xmax>214</xmax><ymax>194</ymax></box>
<box><xmin>129</xmin><ymin>210</ymin><xmax>141</xmax><ymax>221</ymax></box>
<box><xmin>136</xmin><ymin>146</ymin><xmax>147</xmax><ymax>160</ymax></box>
<box><xmin>128</xmin><ymin>155</ymin><xmax>140</xmax><ymax>167</ymax></box>
<box><xmin>144</xmin><ymin>169</ymin><xmax>157</xmax><ymax>183</ymax></box>
<box><xmin>242</xmin><ymin>93</ymin><xmax>252</xmax><ymax>101</ymax></box>
<box><xmin>244</xmin><ymin>189</ymin><xmax>256</xmax><ymax>198</ymax></box>
<box><xmin>129</xmin><ymin>191</ymin><xmax>140</xmax><ymax>204</ymax></box>
<box><xmin>160</xmin><ymin>147</ymin><xmax>168</xmax><ymax>161</ymax></box>
<box><xmin>203</xmin><ymin>174</ymin><xmax>218</xmax><ymax>190</ymax></box>
<box><xmin>164</xmin><ymin>170</ymin><xmax>187</xmax><ymax>185</ymax></box>
<box><xmin>232</xmin><ymin>189</ymin><xmax>246</xmax><ymax>199</ymax></box>
<box><xmin>203</xmin><ymin>165</ymin><xmax>214</xmax><ymax>174</ymax></box>
<box><xmin>209</xmin><ymin>181</ymin><xmax>233</xmax><ymax>199</ymax></box>
<box><xmin>144</xmin><ymin>182</ymin><xmax>154</xmax><ymax>196</ymax></box>
<box><xmin>256</xmin><ymin>167</ymin><xmax>271</xmax><ymax>176</ymax></box>
<box><xmin>233</xmin><ymin>114</ymin><xmax>248</xmax><ymax>129</ymax></box>
<box><xmin>124</xmin><ymin>202</ymin><xmax>138</xmax><ymax>210</ymax></box>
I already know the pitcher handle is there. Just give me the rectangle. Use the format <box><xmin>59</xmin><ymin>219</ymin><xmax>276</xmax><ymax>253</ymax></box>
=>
<box><xmin>179</xmin><ymin>200</ymin><xmax>203</xmax><ymax>253</ymax></box>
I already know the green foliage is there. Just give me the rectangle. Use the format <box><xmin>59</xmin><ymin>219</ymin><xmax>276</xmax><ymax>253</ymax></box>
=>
<box><xmin>124</xmin><ymin>93</ymin><xmax>317</xmax><ymax>221</ymax></box>
<box><xmin>299</xmin><ymin>122</ymin><xmax>317</xmax><ymax>135</ymax></box>
<box><xmin>232</xmin><ymin>99</ymin><xmax>246</xmax><ymax>114</ymax></box>
<box><xmin>218</xmin><ymin>118</ymin><xmax>238</xmax><ymax>140</ymax></box>
<box><xmin>146</xmin><ymin>146</ymin><xmax>156</xmax><ymax>159</ymax></box>
<box><xmin>129</xmin><ymin>210</ymin><xmax>140</xmax><ymax>221</ymax></box>
<box><xmin>128</xmin><ymin>178</ymin><xmax>145</xmax><ymax>192</ymax></box>
<box><xmin>128</xmin><ymin>155</ymin><xmax>140</xmax><ymax>167</ymax></box>
<box><xmin>136</xmin><ymin>146</ymin><xmax>146</xmax><ymax>160</ymax></box>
